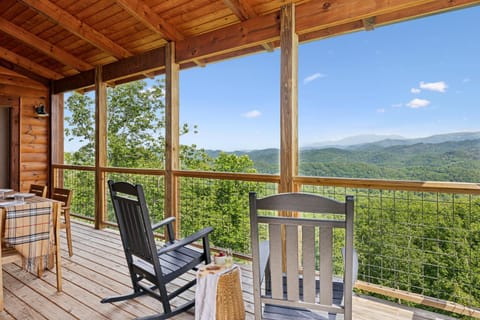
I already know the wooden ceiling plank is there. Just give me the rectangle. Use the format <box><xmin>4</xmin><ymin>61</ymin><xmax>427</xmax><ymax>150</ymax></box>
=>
<box><xmin>114</xmin><ymin>0</ymin><xmax>184</xmax><ymax>41</ymax></box>
<box><xmin>24</xmin><ymin>0</ymin><xmax>480</xmax><ymax>86</ymax></box>
<box><xmin>0</xmin><ymin>46</ymin><xmax>63</xmax><ymax>79</ymax></box>
<box><xmin>19</xmin><ymin>0</ymin><xmax>132</xmax><ymax>59</ymax></box>
<box><xmin>0</xmin><ymin>17</ymin><xmax>92</xmax><ymax>71</ymax></box>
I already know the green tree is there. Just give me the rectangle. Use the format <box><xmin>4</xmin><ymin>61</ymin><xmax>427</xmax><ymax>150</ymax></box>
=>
<box><xmin>65</xmin><ymin>79</ymin><xmax>259</xmax><ymax>243</ymax></box>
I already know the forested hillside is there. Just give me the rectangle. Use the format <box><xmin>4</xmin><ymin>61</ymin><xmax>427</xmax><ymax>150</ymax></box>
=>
<box><xmin>212</xmin><ymin>135</ymin><xmax>480</xmax><ymax>182</ymax></box>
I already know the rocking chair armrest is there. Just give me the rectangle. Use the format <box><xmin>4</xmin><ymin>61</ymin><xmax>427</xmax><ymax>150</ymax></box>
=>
<box><xmin>152</xmin><ymin>217</ymin><xmax>176</xmax><ymax>231</ymax></box>
<box><xmin>157</xmin><ymin>226</ymin><xmax>214</xmax><ymax>255</ymax></box>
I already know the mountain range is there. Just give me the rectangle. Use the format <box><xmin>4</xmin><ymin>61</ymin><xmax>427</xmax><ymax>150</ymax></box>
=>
<box><xmin>302</xmin><ymin>131</ymin><xmax>480</xmax><ymax>150</ymax></box>
<box><xmin>206</xmin><ymin>131</ymin><xmax>480</xmax><ymax>182</ymax></box>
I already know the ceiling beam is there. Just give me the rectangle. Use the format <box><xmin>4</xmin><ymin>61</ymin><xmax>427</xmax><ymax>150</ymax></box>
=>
<box><xmin>299</xmin><ymin>0</ymin><xmax>480</xmax><ymax>41</ymax></box>
<box><xmin>176</xmin><ymin>10</ymin><xmax>280</xmax><ymax>63</ymax></box>
<box><xmin>0</xmin><ymin>61</ymin><xmax>49</xmax><ymax>87</ymax></box>
<box><xmin>374</xmin><ymin>0</ymin><xmax>480</xmax><ymax>26</ymax></box>
<box><xmin>52</xmin><ymin>0</ymin><xmax>480</xmax><ymax>91</ymax></box>
<box><xmin>53</xmin><ymin>46</ymin><xmax>166</xmax><ymax>93</ymax></box>
<box><xmin>294</xmin><ymin>0</ymin><xmax>438</xmax><ymax>34</ymax></box>
<box><xmin>19</xmin><ymin>0</ymin><xmax>132</xmax><ymax>59</ymax></box>
<box><xmin>0</xmin><ymin>47</ymin><xmax>63</xmax><ymax>80</ymax></box>
<box><xmin>0</xmin><ymin>17</ymin><xmax>92</xmax><ymax>72</ymax></box>
<box><xmin>176</xmin><ymin>0</ymin><xmax>476</xmax><ymax>63</ymax></box>
<box><xmin>114</xmin><ymin>0</ymin><xmax>184</xmax><ymax>41</ymax></box>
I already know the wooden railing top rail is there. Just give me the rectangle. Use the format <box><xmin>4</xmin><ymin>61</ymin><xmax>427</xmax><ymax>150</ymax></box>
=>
<box><xmin>174</xmin><ymin>170</ymin><xmax>280</xmax><ymax>183</ymax></box>
<box><xmin>52</xmin><ymin>164</ymin><xmax>480</xmax><ymax>195</ymax></box>
<box><xmin>296</xmin><ymin>176</ymin><xmax>480</xmax><ymax>195</ymax></box>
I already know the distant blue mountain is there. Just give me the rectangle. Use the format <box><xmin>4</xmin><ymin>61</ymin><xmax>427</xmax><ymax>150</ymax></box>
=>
<box><xmin>302</xmin><ymin>134</ymin><xmax>405</xmax><ymax>149</ymax></box>
<box><xmin>303</xmin><ymin>132</ymin><xmax>480</xmax><ymax>150</ymax></box>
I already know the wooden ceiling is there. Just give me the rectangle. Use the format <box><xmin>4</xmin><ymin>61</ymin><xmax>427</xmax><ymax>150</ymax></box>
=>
<box><xmin>1</xmin><ymin>0</ymin><xmax>479</xmax><ymax>92</ymax></box>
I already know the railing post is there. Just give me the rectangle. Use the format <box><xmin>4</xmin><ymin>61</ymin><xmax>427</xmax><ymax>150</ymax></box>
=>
<box><xmin>94</xmin><ymin>65</ymin><xmax>107</xmax><ymax>229</ymax></box>
<box><xmin>279</xmin><ymin>4</ymin><xmax>299</xmax><ymax>197</ymax></box>
<box><xmin>165</xmin><ymin>42</ymin><xmax>180</xmax><ymax>239</ymax></box>
<box><xmin>279</xmin><ymin>3</ymin><xmax>300</xmax><ymax>272</ymax></box>
<box><xmin>50</xmin><ymin>91</ymin><xmax>64</xmax><ymax>190</ymax></box>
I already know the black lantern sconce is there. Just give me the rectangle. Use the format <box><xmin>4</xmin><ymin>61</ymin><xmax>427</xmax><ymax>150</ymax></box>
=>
<box><xmin>34</xmin><ymin>104</ymin><xmax>49</xmax><ymax>118</ymax></box>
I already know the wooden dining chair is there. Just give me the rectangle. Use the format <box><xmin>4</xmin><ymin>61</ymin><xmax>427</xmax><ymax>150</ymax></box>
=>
<box><xmin>29</xmin><ymin>184</ymin><xmax>47</xmax><ymax>197</ymax></box>
<box><xmin>51</xmin><ymin>187</ymin><xmax>74</xmax><ymax>257</ymax></box>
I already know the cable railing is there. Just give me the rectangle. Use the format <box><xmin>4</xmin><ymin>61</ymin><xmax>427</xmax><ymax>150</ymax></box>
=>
<box><xmin>52</xmin><ymin>164</ymin><xmax>480</xmax><ymax>318</ymax></box>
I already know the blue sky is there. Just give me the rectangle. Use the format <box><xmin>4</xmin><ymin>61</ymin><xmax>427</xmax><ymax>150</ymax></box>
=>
<box><xmin>178</xmin><ymin>6</ymin><xmax>479</xmax><ymax>151</ymax></box>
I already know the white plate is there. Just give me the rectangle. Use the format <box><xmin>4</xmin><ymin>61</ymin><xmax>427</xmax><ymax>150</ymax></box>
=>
<box><xmin>0</xmin><ymin>189</ymin><xmax>13</xmax><ymax>193</ymax></box>
<box><xmin>13</xmin><ymin>193</ymin><xmax>35</xmax><ymax>198</ymax></box>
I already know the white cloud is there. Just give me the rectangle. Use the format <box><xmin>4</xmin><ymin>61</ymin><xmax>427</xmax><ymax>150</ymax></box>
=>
<box><xmin>303</xmin><ymin>73</ymin><xmax>325</xmax><ymax>84</ymax></box>
<box><xmin>407</xmin><ymin>98</ymin><xmax>430</xmax><ymax>109</ymax></box>
<box><xmin>410</xmin><ymin>88</ymin><xmax>421</xmax><ymax>94</ymax></box>
<box><xmin>419</xmin><ymin>81</ymin><xmax>447</xmax><ymax>93</ymax></box>
<box><xmin>242</xmin><ymin>110</ymin><xmax>262</xmax><ymax>118</ymax></box>
<box><xmin>392</xmin><ymin>103</ymin><xmax>403</xmax><ymax>108</ymax></box>
<box><xmin>376</xmin><ymin>108</ymin><xmax>386</xmax><ymax>113</ymax></box>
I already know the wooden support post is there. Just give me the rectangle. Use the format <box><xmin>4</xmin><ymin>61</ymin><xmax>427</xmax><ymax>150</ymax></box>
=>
<box><xmin>279</xmin><ymin>4</ymin><xmax>299</xmax><ymax>271</ymax></box>
<box><xmin>165</xmin><ymin>42</ymin><xmax>180</xmax><ymax>239</ymax></box>
<box><xmin>279</xmin><ymin>4</ymin><xmax>299</xmax><ymax>197</ymax></box>
<box><xmin>50</xmin><ymin>91</ymin><xmax>64</xmax><ymax>190</ymax></box>
<box><xmin>94</xmin><ymin>66</ymin><xmax>107</xmax><ymax>229</ymax></box>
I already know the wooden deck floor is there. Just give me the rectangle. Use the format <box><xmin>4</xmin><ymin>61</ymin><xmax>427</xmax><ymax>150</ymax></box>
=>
<box><xmin>0</xmin><ymin>221</ymin><xmax>457</xmax><ymax>320</ymax></box>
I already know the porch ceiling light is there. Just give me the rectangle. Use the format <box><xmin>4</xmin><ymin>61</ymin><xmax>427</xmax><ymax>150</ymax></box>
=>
<box><xmin>34</xmin><ymin>104</ymin><xmax>49</xmax><ymax>118</ymax></box>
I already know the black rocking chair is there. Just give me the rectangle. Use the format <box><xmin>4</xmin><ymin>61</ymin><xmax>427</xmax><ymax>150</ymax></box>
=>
<box><xmin>101</xmin><ymin>180</ymin><xmax>214</xmax><ymax>320</ymax></box>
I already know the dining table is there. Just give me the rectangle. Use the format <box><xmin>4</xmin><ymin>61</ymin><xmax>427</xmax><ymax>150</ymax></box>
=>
<box><xmin>0</xmin><ymin>189</ymin><xmax>62</xmax><ymax>311</ymax></box>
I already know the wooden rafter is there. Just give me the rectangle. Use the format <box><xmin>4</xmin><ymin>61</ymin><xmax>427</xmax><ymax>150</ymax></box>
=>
<box><xmin>261</xmin><ymin>42</ymin><xmax>275</xmax><ymax>52</ymax></box>
<box><xmin>0</xmin><ymin>58</ymin><xmax>49</xmax><ymax>86</ymax></box>
<box><xmin>175</xmin><ymin>10</ymin><xmax>280</xmax><ymax>62</ymax></box>
<box><xmin>51</xmin><ymin>0</ymin><xmax>480</xmax><ymax>92</ymax></box>
<box><xmin>19</xmin><ymin>0</ymin><xmax>132</xmax><ymax>59</ymax></box>
<box><xmin>0</xmin><ymin>47</ymin><xmax>63</xmax><ymax>80</ymax></box>
<box><xmin>0</xmin><ymin>17</ymin><xmax>92</xmax><ymax>72</ymax></box>
<box><xmin>223</xmin><ymin>0</ymin><xmax>276</xmax><ymax>53</ymax></box>
<box><xmin>363</xmin><ymin>17</ymin><xmax>376</xmax><ymax>31</ymax></box>
<box><xmin>114</xmin><ymin>0</ymin><xmax>184</xmax><ymax>41</ymax></box>
<box><xmin>223</xmin><ymin>0</ymin><xmax>257</xmax><ymax>20</ymax></box>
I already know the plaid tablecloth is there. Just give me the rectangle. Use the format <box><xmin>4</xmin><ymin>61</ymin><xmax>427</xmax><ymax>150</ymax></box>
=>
<box><xmin>2</xmin><ymin>200</ymin><xmax>54</xmax><ymax>273</ymax></box>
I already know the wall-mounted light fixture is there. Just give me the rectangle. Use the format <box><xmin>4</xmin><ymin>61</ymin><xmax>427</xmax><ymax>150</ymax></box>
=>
<box><xmin>34</xmin><ymin>104</ymin><xmax>49</xmax><ymax>118</ymax></box>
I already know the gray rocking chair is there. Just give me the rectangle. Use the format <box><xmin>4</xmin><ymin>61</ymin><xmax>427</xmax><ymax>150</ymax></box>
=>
<box><xmin>249</xmin><ymin>192</ymin><xmax>356</xmax><ymax>320</ymax></box>
<box><xmin>101</xmin><ymin>180</ymin><xmax>213</xmax><ymax>320</ymax></box>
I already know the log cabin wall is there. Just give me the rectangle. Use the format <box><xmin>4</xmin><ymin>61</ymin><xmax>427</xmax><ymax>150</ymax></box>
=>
<box><xmin>0</xmin><ymin>68</ymin><xmax>49</xmax><ymax>192</ymax></box>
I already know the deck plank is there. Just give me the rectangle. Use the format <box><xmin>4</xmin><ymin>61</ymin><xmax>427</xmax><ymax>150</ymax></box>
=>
<box><xmin>0</xmin><ymin>221</ymin><xmax>457</xmax><ymax>320</ymax></box>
